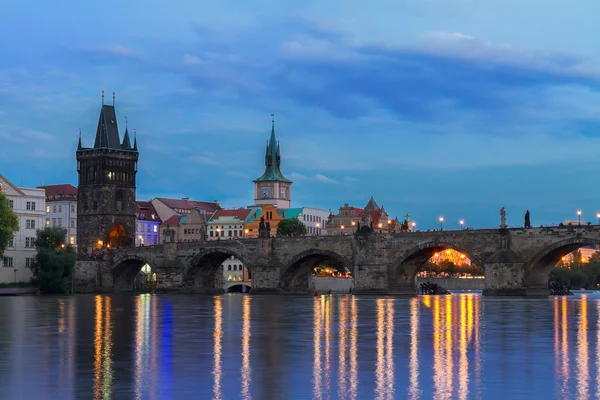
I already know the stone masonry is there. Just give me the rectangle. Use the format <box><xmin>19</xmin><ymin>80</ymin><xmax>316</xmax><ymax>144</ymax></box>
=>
<box><xmin>73</xmin><ymin>225</ymin><xmax>600</xmax><ymax>296</ymax></box>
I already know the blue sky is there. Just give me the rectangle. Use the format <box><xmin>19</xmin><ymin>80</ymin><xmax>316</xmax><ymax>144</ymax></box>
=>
<box><xmin>2</xmin><ymin>0</ymin><xmax>600</xmax><ymax>230</ymax></box>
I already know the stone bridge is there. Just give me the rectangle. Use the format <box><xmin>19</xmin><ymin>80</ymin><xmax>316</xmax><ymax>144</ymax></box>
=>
<box><xmin>73</xmin><ymin>225</ymin><xmax>600</xmax><ymax>296</ymax></box>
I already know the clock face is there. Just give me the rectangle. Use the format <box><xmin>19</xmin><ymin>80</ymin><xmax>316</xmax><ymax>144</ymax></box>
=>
<box><xmin>261</xmin><ymin>187</ymin><xmax>270</xmax><ymax>198</ymax></box>
<box><xmin>280</xmin><ymin>188</ymin><xmax>287</xmax><ymax>199</ymax></box>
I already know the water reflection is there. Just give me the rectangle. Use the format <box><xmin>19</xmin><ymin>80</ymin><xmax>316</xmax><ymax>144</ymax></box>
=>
<box><xmin>9</xmin><ymin>293</ymin><xmax>600</xmax><ymax>398</ymax></box>
<box><xmin>241</xmin><ymin>296</ymin><xmax>252</xmax><ymax>399</ymax></box>
<box><xmin>213</xmin><ymin>296</ymin><xmax>223</xmax><ymax>400</ymax></box>
<box><xmin>93</xmin><ymin>295</ymin><xmax>113</xmax><ymax>399</ymax></box>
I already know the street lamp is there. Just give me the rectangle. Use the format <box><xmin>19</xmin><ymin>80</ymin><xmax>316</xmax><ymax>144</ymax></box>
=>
<box><xmin>439</xmin><ymin>216</ymin><xmax>444</xmax><ymax>231</ymax></box>
<box><xmin>411</xmin><ymin>222</ymin><xmax>416</xmax><ymax>231</ymax></box>
<box><xmin>460</xmin><ymin>220</ymin><xmax>464</xmax><ymax>230</ymax></box>
<box><xmin>316</xmin><ymin>222</ymin><xmax>320</xmax><ymax>236</ymax></box>
<box><xmin>577</xmin><ymin>210</ymin><xmax>582</xmax><ymax>226</ymax></box>
<box><xmin>216</xmin><ymin>228</ymin><xmax>221</xmax><ymax>240</ymax></box>
<box><xmin>596</xmin><ymin>213</ymin><xmax>600</xmax><ymax>225</ymax></box>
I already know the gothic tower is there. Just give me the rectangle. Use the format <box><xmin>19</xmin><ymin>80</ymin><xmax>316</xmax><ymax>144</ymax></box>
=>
<box><xmin>76</xmin><ymin>92</ymin><xmax>138</xmax><ymax>252</ymax></box>
<box><xmin>253</xmin><ymin>116</ymin><xmax>292</xmax><ymax>208</ymax></box>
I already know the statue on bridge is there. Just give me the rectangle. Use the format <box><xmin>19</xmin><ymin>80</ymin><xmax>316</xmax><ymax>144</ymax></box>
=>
<box><xmin>524</xmin><ymin>210</ymin><xmax>531</xmax><ymax>228</ymax></box>
<box><xmin>500</xmin><ymin>207</ymin><xmax>507</xmax><ymax>229</ymax></box>
<box><xmin>265</xmin><ymin>221</ymin><xmax>271</xmax><ymax>237</ymax></box>
<box><xmin>258</xmin><ymin>216</ymin><xmax>271</xmax><ymax>238</ymax></box>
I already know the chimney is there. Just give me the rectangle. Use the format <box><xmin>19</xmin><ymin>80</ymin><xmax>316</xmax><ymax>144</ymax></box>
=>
<box><xmin>214</xmin><ymin>200</ymin><xmax>220</xmax><ymax>207</ymax></box>
<box><xmin>182</xmin><ymin>197</ymin><xmax>189</xmax><ymax>201</ymax></box>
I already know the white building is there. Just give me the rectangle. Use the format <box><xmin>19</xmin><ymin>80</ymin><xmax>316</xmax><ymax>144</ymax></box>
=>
<box><xmin>282</xmin><ymin>207</ymin><xmax>331</xmax><ymax>235</ymax></box>
<box><xmin>0</xmin><ymin>175</ymin><xmax>46</xmax><ymax>283</ymax></box>
<box><xmin>136</xmin><ymin>201</ymin><xmax>161</xmax><ymax>246</ymax></box>
<box><xmin>37</xmin><ymin>184</ymin><xmax>78</xmax><ymax>247</ymax></box>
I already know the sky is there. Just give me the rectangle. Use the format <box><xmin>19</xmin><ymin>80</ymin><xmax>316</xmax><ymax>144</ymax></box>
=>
<box><xmin>2</xmin><ymin>0</ymin><xmax>600</xmax><ymax>230</ymax></box>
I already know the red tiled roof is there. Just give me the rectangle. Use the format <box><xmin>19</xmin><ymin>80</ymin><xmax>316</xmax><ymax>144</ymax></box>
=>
<box><xmin>162</xmin><ymin>215</ymin><xmax>182</xmax><ymax>226</ymax></box>
<box><xmin>136</xmin><ymin>201</ymin><xmax>161</xmax><ymax>222</ymax></box>
<box><xmin>156</xmin><ymin>197</ymin><xmax>221</xmax><ymax>213</ymax></box>
<box><xmin>211</xmin><ymin>208</ymin><xmax>252</xmax><ymax>221</ymax></box>
<box><xmin>37</xmin><ymin>184</ymin><xmax>77</xmax><ymax>201</ymax></box>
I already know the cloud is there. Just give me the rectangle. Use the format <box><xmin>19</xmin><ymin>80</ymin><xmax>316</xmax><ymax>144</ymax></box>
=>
<box><xmin>288</xmin><ymin>172</ymin><xmax>307</xmax><ymax>180</ymax></box>
<box><xmin>182</xmin><ymin>54</ymin><xmax>202</xmax><ymax>65</ymax></box>
<box><xmin>188</xmin><ymin>154</ymin><xmax>219</xmax><ymax>165</ymax></box>
<box><xmin>315</xmin><ymin>173</ymin><xmax>340</xmax><ymax>185</ymax></box>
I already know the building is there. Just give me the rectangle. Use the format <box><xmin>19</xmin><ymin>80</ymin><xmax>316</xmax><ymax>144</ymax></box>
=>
<box><xmin>160</xmin><ymin>209</ymin><xmax>213</xmax><ymax>243</ymax></box>
<box><xmin>327</xmin><ymin>197</ymin><xmax>402</xmax><ymax>235</ymax></box>
<box><xmin>37</xmin><ymin>184</ymin><xmax>78</xmax><ymax>247</ymax></box>
<box><xmin>222</xmin><ymin>255</ymin><xmax>251</xmax><ymax>292</ymax></box>
<box><xmin>207</xmin><ymin>208</ymin><xmax>253</xmax><ymax>240</ymax></box>
<box><xmin>0</xmin><ymin>175</ymin><xmax>46</xmax><ymax>283</ymax></box>
<box><xmin>151</xmin><ymin>197</ymin><xmax>221</xmax><ymax>236</ymax></box>
<box><xmin>252</xmin><ymin>118</ymin><xmax>293</xmax><ymax>209</ymax></box>
<box><xmin>135</xmin><ymin>201</ymin><xmax>161</xmax><ymax>246</ymax></box>
<box><xmin>282</xmin><ymin>207</ymin><xmax>330</xmax><ymax>235</ymax></box>
<box><xmin>76</xmin><ymin>94</ymin><xmax>139</xmax><ymax>252</ymax></box>
<box><xmin>244</xmin><ymin>204</ymin><xmax>282</xmax><ymax>238</ymax></box>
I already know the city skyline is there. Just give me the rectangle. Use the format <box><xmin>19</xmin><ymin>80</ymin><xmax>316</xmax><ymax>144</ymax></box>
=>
<box><xmin>2</xmin><ymin>0</ymin><xmax>600</xmax><ymax>229</ymax></box>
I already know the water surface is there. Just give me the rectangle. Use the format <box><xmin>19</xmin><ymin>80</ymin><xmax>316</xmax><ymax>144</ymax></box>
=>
<box><xmin>0</xmin><ymin>293</ymin><xmax>598</xmax><ymax>399</ymax></box>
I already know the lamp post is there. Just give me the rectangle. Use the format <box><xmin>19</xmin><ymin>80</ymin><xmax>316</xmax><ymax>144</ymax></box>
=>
<box><xmin>577</xmin><ymin>210</ymin><xmax>582</xmax><ymax>226</ymax></box>
<box><xmin>439</xmin><ymin>217</ymin><xmax>444</xmax><ymax>231</ymax></box>
<box><xmin>460</xmin><ymin>220</ymin><xmax>464</xmax><ymax>230</ymax></box>
<box><xmin>378</xmin><ymin>223</ymin><xmax>383</xmax><ymax>232</ymax></box>
<box><xmin>244</xmin><ymin>228</ymin><xmax>249</xmax><ymax>238</ymax></box>
<box><xmin>411</xmin><ymin>222</ymin><xmax>416</xmax><ymax>231</ymax></box>
<box><xmin>216</xmin><ymin>228</ymin><xmax>221</xmax><ymax>240</ymax></box>
<box><xmin>316</xmin><ymin>222</ymin><xmax>320</xmax><ymax>236</ymax></box>
<box><xmin>341</xmin><ymin>225</ymin><xmax>345</xmax><ymax>235</ymax></box>
<box><xmin>596</xmin><ymin>213</ymin><xmax>600</xmax><ymax>225</ymax></box>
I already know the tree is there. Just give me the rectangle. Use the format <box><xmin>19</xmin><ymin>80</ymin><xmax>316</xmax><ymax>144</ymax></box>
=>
<box><xmin>277</xmin><ymin>217</ymin><xmax>307</xmax><ymax>237</ymax></box>
<box><xmin>31</xmin><ymin>227</ymin><xmax>76</xmax><ymax>294</ymax></box>
<box><xmin>0</xmin><ymin>192</ymin><xmax>19</xmax><ymax>258</ymax></box>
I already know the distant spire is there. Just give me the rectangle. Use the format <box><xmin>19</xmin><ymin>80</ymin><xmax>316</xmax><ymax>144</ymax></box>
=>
<box><xmin>77</xmin><ymin>128</ymin><xmax>82</xmax><ymax>150</ymax></box>
<box><xmin>271</xmin><ymin>113</ymin><xmax>275</xmax><ymax>129</ymax></box>
<box><xmin>102</xmin><ymin>90</ymin><xmax>105</xmax><ymax>105</ymax></box>
<box><xmin>133</xmin><ymin>129</ymin><xmax>138</xmax><ymax>151</ymax></box>
<box><xmin>122</xmin><ymin>117</ymin><xmax>132</xmax><ymax>149</ymax></box>
<box><xmin>112</xmin><ymin>92</ymin><xmax>116</xmax><ymax>106</ymax></box>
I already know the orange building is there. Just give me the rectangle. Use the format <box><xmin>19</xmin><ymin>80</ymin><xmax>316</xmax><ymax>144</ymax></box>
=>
<box><xmin>244</xmin><ymin>204</ymin><xmax>285</xmax><ymax>238</ymax></box>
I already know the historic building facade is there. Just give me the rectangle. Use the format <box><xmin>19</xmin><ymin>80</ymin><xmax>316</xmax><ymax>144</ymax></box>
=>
<box><xmin>252</xmin><ymin>118</ymin><xmax>293</xmax><ymax>209</ymax></box>
<box><xmin>76</xmin><ymin>95</ymin><xmax>139</xmax><ymax>253</ymax></box>
<box><xmin>135</xmin><ymin>201</ymin><xmax>160</xmax><ymax>246</ymax></box>
<box><xmin>38</xmin><ymin>184</ymin><xmax>78</xmax><ymax>247</ymax></box>
<box><xmin>160</xmin><ymin>209</ymin><xmax>212</xmax><ymax>244</ymax></box>
<box><xmin>0</xmin><ymin>174</ymin><xmax>46</xmax><ymax>283</ymax></box>
<box><xmin>282</xmin><ymin>207</ymin><xmax>330</xmax><ymax>235</ymax></box>
<box><xmin>327</xmin><ymin>197</ymin><xmax>402</xmax><ymax>235</ymax></box>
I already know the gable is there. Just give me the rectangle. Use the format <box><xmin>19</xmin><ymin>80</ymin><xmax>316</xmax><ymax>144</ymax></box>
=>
<box><xmin>0</xmin><ymin>175</ymin><xmax>24</xmax><ymax>196</ymax></box>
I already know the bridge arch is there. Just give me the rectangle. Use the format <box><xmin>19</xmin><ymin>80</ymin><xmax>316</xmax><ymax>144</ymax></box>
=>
<box><xmin>388</xmin><ymin>241</ymin><xmax>479</xmax><ymax>291</ymax></box>
<box><xmin>525</xmin><ymin>236</ymin><xmax>600</xmax><ymax>289</ymax></box>
<box><xmin>111</xmin><ymin>254</ymin><xmax>155</xmax><ymax>292</ymax></box>
<box><xmin>280</xmin><ymin>249</ymin><xmax>351</xmax><ymax>291</ymax></box>
<box><xmin>182</xmin><ymin>247</ymin><xmax>247</xmax><ymax>293</ymax></box>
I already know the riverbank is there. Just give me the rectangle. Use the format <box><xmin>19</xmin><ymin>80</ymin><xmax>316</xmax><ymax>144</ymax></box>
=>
<box><xmin>0</xmin><ymin>287</ymin><xmax>38</xmax><ymax>296</ymax></box>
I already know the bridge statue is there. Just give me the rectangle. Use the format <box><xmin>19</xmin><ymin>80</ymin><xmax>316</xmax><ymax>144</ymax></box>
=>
<box><xmin>500</xmin><ymin>207</ymin><xmax>507</xmax><ymax>229</ymax></box>
<box><xmin>524</xmin><ymin>210</ymin><xmax>531</xmax><ymax>229</ymax></box>
<box><xmin>265</xmin><ymin>221</ymin><xmax>271</xmax><ymax>238</ymax></box>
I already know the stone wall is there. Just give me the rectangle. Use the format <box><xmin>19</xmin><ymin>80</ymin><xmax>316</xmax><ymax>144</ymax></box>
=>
<box><xmin>415</xmin><ymin>277</ymin><xmax>485</xmax><ymax>291</ymax></box>
<box><xmin>309</xmin><ymin>277</ymin><xmax>354</xmax><ymax>294</ymax></box>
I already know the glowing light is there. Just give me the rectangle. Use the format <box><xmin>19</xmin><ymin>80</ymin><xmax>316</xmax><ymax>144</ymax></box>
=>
<box><xmin>577</xmin><ymin>295</ymin><xmax>589</xmax><ymax>398</ymax></box>
<box><xmin>212</xmin><ymin>296</ymin><xmax>223</xmax><ymax>399</ymax></box>
<box><xmin>240</xmin><ymin>296</ymin><xmax>252</xmax><ymax>399</ymax></box>
<box><xmin>313</xmin><ymin>297</ymin><xmax>323</xmax><ymax>400</ymax></box>
<box><xmin>408</xmin><ymin>298</ymin><xmax>420</xmax><ymax>399</ymax></box>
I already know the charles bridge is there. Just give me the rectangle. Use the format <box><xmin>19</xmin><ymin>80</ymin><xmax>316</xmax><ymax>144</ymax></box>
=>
<box><xmin>73</xmin><ymin>224</ymin><xmax>600</xmax><ymax>296</ymax></box>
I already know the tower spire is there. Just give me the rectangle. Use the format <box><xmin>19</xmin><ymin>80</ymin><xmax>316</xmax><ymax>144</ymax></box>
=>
<box><xmin>102</xmin><ymin>90</ymin><xmax>104</xmax><ymax>105</ymax></box>
<box><xmin>133</xmin><ymin>128</ymin><xmax>138</xmax><ymax>151</ymax></box>
<box><xmin>112</xmin><ymin>92</ymin><xmax>115</xmax><ymax>106</ymax></box>
<box><xmin>77</xmin><ymin>128</ymin><xmax>82</xmax><ymax>150</ymax></box>
<box><xmin>122</xmin><ymin>116</ymin><xmax>132</xmax><ymax>149</ymax></box>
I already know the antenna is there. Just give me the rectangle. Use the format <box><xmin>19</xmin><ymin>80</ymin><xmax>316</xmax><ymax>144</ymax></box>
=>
<box><xmin>102</xmin><ymin>90</ymin><xmax>105</xmax><ymax>105</ymax></box>
<box><xmin>125</xmin><ymin>116</ymin><xmax>128</xmax><ymax>128</ymax></box>
<box><xmin>112</xmin><ymin>92</ymin><xmax>115</xmax><ymax>106</ymax></box>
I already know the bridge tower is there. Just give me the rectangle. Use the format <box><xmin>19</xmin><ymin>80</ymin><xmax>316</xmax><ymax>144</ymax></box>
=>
<box><xmin>76</xmin><ymin>92</ymin><xmax>138</xmax><ymax>253</ymax></box>
<box><xmin>252</xmin><ymin>115</ymin><xmax>293</xmax><ymax>208</ymax></box>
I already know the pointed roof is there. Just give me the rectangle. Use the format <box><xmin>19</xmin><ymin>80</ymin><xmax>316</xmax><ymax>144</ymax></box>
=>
<box><xmin>364</xmin><ymin>196</ymin><xmax>380</xmax><ymax>211</ymax></box>
<box><xmin>122</xmin><ymin>127</ymin><xmax>132</xmax><ymax>149</ymax></box>
<box><xmin>253</xmin><ymin>118</ymin><xmax>291</xmax><ymax>183</ymax></box>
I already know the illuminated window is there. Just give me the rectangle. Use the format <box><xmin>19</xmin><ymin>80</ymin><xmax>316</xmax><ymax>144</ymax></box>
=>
<box><xmin>70</xmin><ymin>236</ymin><xmax>75</xmax><ymax>245</ymax></box>
<box><xmin>153</xmin><ymin>225</ymin><xmax>158</xmax><ymax>233</ymax></box>
<box><xmin>227</xmin><ymin>275</ymin><xmax>232</xmax><ymax>281</ymax></box>
<box><xmin>46</xmin><ymin>206</ymin><xmax>50</xmax><ymax>213</ymax></box>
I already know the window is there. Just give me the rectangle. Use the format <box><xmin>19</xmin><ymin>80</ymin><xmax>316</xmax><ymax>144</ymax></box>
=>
<box><xmin>46</xmin><ymin>205</ymin><xmax>50</xmax><ymax>213</ymax></box>
<box><xmin>227</xmin><ymin>275</ymin><xmax>232</xmax><ymax>281</ymax></box>
<box><xmin>3</xmin><ymin>257</ymin><xmax>13</xmax><ymax>267</ymax></box>
<box><xmin>26</xmin><ymin>219</ymin><xmax>35</xmax><ymax>229</ymax></box>
<box><xmin>9</xmin><ymin>200</ymin><xmax>13</xmax><ymax>209</ymax></box>
<box><xmin>58</xmin><ymin>218</ymin><xmax>63</xmax><ymax>227</ymax></box>
<box><xmin>26</xmin><ymin>201</ymin><xmax>35</xmax><ymax>210</ymax></box>
<box><xmin>228</xmin><ymin>265</ymin><xmax>232</xmax><ymax>270</ymax></box>
<box><xmin>71</xmin><ymin>204</ymin><xmax>75</xmax><ymax>213</ymax></box>
<box><xmin>53</xmin><ymin>205</ymin><xmax>57</xmax><ymax>213</ymax></box>
<box><xmin>58</xmin><ymin>205</ymin><xmax>62</xmax><ymax>213</ymax></box>
<box><xmin>26</xmin><ymin>258</ymin><xmax>35</xmax><ymax>267</ymax></box>
<box><xmin>7</xmin><ymin>239</ymin><xmax>13</xmax><ymax>247</ymax></box>
<box><xmin>70</xmin><ymin>219</ymin><xmax>75</xmax><ymax>228</ymax></box>
<box><xmin>210</xmin><ymin>231</ymin><xmax>214</xmax><ymax>238</ymax></box>
<box><xmin>70</xmin><ymin>236</ymin><xmax>75</xmax><ymax>245</ymax></box>
<box><xmin>153</xmin><ymin>225</ymin><xmax>158</xmax><ymax>233</ymax></box>
<box><xmin>25</xmin><ymin>237</ymin><xmax>35</xmax><ymax>248</ymax></box>
<box><xmin>52</xmin><ymin>218</ymin><xmax>56</xmax><ymax>227</ymax></box>
<box><xmin>46</xmin><ymin>219</ymin><xmax>50</xmax><ymax>227</ymax></box>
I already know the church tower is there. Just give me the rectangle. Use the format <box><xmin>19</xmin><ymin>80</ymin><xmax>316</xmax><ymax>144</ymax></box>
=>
<box><xmin>76</xmin><ymin>92</ymin><xmax>138</xmax><ymax>252</ymax></box>
<box><xmin>253</xmin><ymin>116</ymin><xmax>292</xmax><ymax>208</ymax></box>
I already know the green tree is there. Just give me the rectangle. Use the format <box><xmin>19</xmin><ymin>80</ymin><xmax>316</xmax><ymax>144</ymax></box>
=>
<box><xmin>0</xmin><ymin>192</ymin><xmax>19</xmax><ymax>258</ymax></box>
<box><xmin>276</xmin><ymin>217</ymin><xmax>307</xmax><ymax>237</ymax></box>
<box><xmin>31</xmin><ymin>227</ymin><xmax>76</xmax><ymax>294</ymax></box>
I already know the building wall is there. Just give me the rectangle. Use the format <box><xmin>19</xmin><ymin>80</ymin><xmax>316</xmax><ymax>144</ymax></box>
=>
<box><xmin>298</xmin><ymin>207</ymin><xmax>330</xmax><ymax>236</ymax></box>
<box><xmin>221</xmin><ymin>255</ymin><xmax>250</xmax><ymax>284</ymax></box>
<box><xmin>253</xmin><ymin>181</ymin><xmax>292</xmax><ymax>209</ymax></box>
<box><xmin>0</xmin><ymin>179</ymin><xmax>46</xmax><ymax>283</ymax></box>
<box><xmin>45</xmin><ymin>201</ymin><xmax>77</xmax><ymax>246</ymax></box>
<box><xmin>135</xmin><ymin>219</ymin><xmax>160</xmax><ymax>246</ymax></box>
<box><xmin>244</xmin><ymin>204</ymin><xmax>282</xmax><ymax>238</ymax></box>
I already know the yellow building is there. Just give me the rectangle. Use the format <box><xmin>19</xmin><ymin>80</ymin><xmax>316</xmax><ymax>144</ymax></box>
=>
<box><xmin>244</xmin><ymin>205</ymin><xmax>284</xmax><ymax>238</ymax></box>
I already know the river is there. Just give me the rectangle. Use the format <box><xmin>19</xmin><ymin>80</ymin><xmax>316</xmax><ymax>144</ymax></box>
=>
<box><xmin>0</xmin><ymin>293</ymin><xmax>598</xmax><ymax>399</ymax></box>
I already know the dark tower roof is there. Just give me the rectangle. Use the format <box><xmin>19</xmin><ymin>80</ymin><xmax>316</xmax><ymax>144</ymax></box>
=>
<box><xmin>122</xmin><ymin>126</ymin><xmax>132</xmax><ymax>148</ymax></box>
<box><xmin>89</xmin><ymin>104</ymin><xmax>136</xmax><ymax>151</ymax></box>
<box><xmin>365</xmin><ymin>196</ymin><xmax>380</xmax><ymax>211</ymax></box>
<box><xmin>253</xmin><ymin>118</ymin><xmax>291</xmax><ymax>183</ymax></box>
